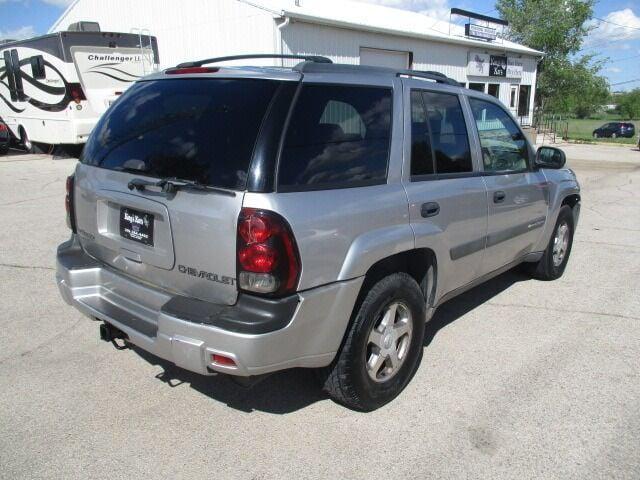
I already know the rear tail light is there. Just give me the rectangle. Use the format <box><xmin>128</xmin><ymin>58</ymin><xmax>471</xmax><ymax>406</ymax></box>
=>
<box><xmin>65</xmin><ymin>175</ymin><xmax>77</xmax><ymax>232</ymax></box>
<box><xmin>68</xmin><ymin>83</ymin><xmax>86</xmax><ymax>104</ymax></box>
<box><xmin>236</xmin><ymin>208</ymin><xmax>300</xmax><ymax>296</ymax></box>
<box><xmin>0</xmin><ymin>123</ymin><xmax>7</xmax><ymax>132</ymax></box>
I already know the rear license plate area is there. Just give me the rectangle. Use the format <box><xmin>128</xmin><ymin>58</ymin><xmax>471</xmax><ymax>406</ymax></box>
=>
<box><xmin>120</xmin><ymin>207</ymin><xmax>154</xmax><ymax>246</ymax></box>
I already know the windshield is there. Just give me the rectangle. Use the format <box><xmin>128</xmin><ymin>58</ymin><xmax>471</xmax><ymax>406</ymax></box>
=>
<box><xmin>81</xmin><ymin>78</ymin><xmax>281</xmax><ymax>190</ymax></box>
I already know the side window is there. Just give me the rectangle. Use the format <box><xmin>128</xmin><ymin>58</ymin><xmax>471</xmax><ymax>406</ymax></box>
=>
<box><xmin>10</xmin><ymin>50</ymin><xmax>25</xmax><ymax>101</ymax></box>
<box><xmin>410</xmin><ymin>90</ymin><xmax>434</xmax><ymax>176</ymax></box>
<box><xmin>279</xmin><ymin>84</ymin><xmax>392</xmax><ymax>191</ymax></box>
<box><xmin>3</xmin><ymin>51</ymin><xmax>18</xmax><ymax>101</ymax></box>
<box><xmin>30</xmin><ymin>55</ymin><xmax>46</xmax><ymax>79</ymax></box>
<box><xmin>319</xmin><ymin>100</ymin><xmax>366</xmax><ymax>138</ymax></box>
<box><xmin>421</xmin><ymin>91</ymin><xmax>473</xmax><ymax>174</ymax></box>
<box><xmin>469</xmin><ymin>98</ymin><xmax>529</xmax><ymax>172</ymax></box>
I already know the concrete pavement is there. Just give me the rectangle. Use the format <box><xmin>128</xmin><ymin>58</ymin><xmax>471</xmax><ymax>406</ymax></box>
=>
<box><xmin>0</xmin><ymin>147</ymin><xmax>638</xmax><ymax>479</ymax></box>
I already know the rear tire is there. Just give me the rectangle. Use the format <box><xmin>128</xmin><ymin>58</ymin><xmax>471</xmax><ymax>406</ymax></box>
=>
<box><xmin>593</xmin><ymin>132</ymin><xmax>599</xmax><ymax>139</ymax></box>
<box><xmin>0</xmin><ymin>145</ymin><xmax>8</xmax><ymax>155</ymax></box>
<box><xmin>525</xmin><ymin>205</ymin><xmax>574</xmax><ymax>281</ymax></box>
<box><xmin>320</xmin><ymin>273</ymin><xmax>426</xmax><ymax>411</ymax></box>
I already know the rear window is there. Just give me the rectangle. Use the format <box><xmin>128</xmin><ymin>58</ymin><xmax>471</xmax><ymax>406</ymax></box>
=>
<box><xmin>81</xmin><ymin>78</ymin><xmax>280</xmax><ymax>190</ymax></box>
<box><xmin>278</xmin><ymin>84</ymin><xmax>392</xmax><ymax>191</ymax></box>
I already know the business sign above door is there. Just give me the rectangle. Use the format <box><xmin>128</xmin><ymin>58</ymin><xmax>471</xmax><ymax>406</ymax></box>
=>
<box><xmin>467</xmin><ymin>52</ymin><xmax>523</xmax><ymax>79</ymax></box>
<box><xmin>465</xmin><ymin>23</ymin><xmax>497</xmax><ymax>41</ymax></box>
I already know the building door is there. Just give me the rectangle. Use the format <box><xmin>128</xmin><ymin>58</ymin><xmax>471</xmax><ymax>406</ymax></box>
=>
<box><xmin>360</xmin><ymin>47</ymin><xmax>410</xmax><ymax>69</ymax></box>
<box><xmin>509</xmin><ymin>84</ymin><xmax>519</xmax><ymax>115</ymax></box>
<box><xmin>517</xmin><ymin>85</ymin><xmax>531</xmax><ymax>119</ymax></box>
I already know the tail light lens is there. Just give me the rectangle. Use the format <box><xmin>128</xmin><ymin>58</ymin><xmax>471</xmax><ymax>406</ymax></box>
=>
<box><xmin>65</xmin><ymin>175</ymin><xmax>76</xmax><ymax>232</ymax></box>
<box><xmin>68</xmin><ymin>83</ymin><xmax>86</xmax><ymax>104</ymax></box>
<box><xmin>237</xmin><ymin>208</ymin><xmax>300</xmax><ymax>296</ymax></box>
<box><xmin>0</xmin><ymin>123</ymin><xmax>8</xmax><ymax>132</ymax></box>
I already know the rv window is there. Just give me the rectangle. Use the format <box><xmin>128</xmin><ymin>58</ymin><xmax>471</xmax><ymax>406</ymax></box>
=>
<box><xmin>10</xmin><ymin>50</ymin><xmax>26</xmax><ymax>101</ymax></box>
<box><xmin>3</xmin><ymin>51</ymin><xmax>18</xmax><ymax>102</ymax></box>
<box><xmin>31</xmin><ymin>55</ymin><xmax>46</xmax><ymax>80</ymax></box>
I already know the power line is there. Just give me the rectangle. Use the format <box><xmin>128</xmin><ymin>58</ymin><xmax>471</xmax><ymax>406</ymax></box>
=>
<box><xmin>593</xmin><ymin>16</ymin><xmax>640</xmax><ymax>31</ymax></box>
<box><xmin>608</xmin><ymin>53</ymin><xmax>640</xmax><ymax>63</ymax></box>
<box><xmin>610</xmin><ymin>78</ymin><xmax>640</xmax><ymax>86</ymax></box>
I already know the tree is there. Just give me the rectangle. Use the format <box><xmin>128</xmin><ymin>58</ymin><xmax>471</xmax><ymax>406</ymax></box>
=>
<box><xmin>497</xmin><ymin>0</ymin><xmax>609</xmax><ymax>116</ymax></box>
<box><xmin>616</xmin><ymin>89</ymin><xmax>640</xmax><ymax>119</ymax></box>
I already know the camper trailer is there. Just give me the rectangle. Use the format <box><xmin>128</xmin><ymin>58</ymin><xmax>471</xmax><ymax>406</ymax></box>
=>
<box><xmin>0</xmin><ymin>23</ymin><xmax>158</xmax><ymax>152</ymax></box>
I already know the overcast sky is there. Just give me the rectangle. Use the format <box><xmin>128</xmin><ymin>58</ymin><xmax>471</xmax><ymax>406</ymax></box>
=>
<box><xmin>1</xmin><ymin>0</ymin><xmax>639</xmax><ymax>90</ymax></box>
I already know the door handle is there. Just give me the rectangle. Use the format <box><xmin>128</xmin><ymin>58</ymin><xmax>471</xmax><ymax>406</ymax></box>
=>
<box><xmin>421</xmin><ymin>202</ymin><xmax>440</xmax><ymax>218</ymax></box>
<box><xmin>493</xmin><ymin>191</ymin><xmax>506</xmax><ymax>203</ymax></box>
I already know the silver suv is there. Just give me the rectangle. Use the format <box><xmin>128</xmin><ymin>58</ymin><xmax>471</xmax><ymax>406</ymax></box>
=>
<box><xmin>57</xmin><ymin>55</ymin><xmax>581</xmax><ymax>411</ymax></box>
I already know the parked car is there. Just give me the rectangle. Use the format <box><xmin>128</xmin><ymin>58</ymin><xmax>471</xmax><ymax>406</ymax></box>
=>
<box><xmin>592</xmin><ymin>122</ymin><xmax>635</xmax><ymax>138</ymax></box>
<box><xmin>0</xmin><ymin>120</ymin><xmax>10</xmax><ymax>155</ymax></box>
<box><xmin>56</xmin><ymin>54</ymin><xmax>581</xmax><ymax>411</ymax></box>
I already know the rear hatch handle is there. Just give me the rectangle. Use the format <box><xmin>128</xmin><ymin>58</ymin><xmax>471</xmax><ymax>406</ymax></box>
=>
<box><xmin>127</xmin><ymin>177</ymin><xmax>236</xmax><ymax>197</ymax></box>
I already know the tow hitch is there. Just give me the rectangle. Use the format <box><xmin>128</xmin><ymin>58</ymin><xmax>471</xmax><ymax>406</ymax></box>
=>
<box><xmin>99</xmin><ymin>322</ymin><xmax>131</xmax><ymax>350</ymax></box>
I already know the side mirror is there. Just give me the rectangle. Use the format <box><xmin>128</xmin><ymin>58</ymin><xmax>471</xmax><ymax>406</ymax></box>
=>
<box><xmin>535</xmin><ymin>146</ymin><xmax>566</xmax><ymax>169</ymax></box>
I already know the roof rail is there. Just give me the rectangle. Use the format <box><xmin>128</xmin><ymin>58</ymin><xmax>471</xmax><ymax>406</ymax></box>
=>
<box><xmin>396</xmin><ymin>70</ymin><xmax>461</xmax><ymax>86</ymax></box>
<box><xmin>177</xmin><ymin>54</ymin><xmax>333</xmax><ymax>68</ymax></box>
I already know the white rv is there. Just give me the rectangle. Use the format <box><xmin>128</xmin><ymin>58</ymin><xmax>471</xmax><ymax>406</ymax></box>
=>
<box><xmin>0</xmin><ymin>24</ymin><xmax>158</xmax><ymax>151</ymax></box>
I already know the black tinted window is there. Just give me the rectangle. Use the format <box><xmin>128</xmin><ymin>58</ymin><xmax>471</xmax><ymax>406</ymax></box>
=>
<box><xmin>410</xmin><ymin>90</ymin><xmax>434</xmax><ymax>176</ymax></box>
<box><xmin>278</xmin><ymin>84</ymin><xmax>392</xmax><ymax>190</ymax></box>
<box><xmin>81</xmin><ymin>79</ymin><xmax>280</xmax><ymax>190</ymax></box>
<box><xmin>421</xmin><ymin>92</ymin><xmax>472</xmax><ymax>174</ymax></box>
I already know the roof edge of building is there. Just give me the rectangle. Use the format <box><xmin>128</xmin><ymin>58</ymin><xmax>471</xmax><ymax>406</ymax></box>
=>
<box><xmin>281</xmin><ymin>9</ymin><xmax>544</xmax><ymax>57</ymax></box>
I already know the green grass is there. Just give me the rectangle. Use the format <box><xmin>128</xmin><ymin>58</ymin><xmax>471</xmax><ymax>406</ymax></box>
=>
<box><xmin>564</xmin><ymin>118</ymin><xmax>638</xmax><ymax>145</ymax></box>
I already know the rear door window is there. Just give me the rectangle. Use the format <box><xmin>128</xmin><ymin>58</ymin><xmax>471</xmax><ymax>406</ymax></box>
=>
<box><xmin>81</xmin><ymin>79</ymin><xmax>281</xmax><ymax>190</ymax></box>
<box><xmin>421</xmin><ymin>91</ymin><xmax>472</xmax><ymax>174</ymax></box>
<box><xmin>278</xmin><ymin>84</ymin><xmax>392</xmax><ymax>191</ymax></box>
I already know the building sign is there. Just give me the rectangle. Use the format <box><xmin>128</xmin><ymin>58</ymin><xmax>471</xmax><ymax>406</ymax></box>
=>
<box><xmin>506</xmin><ymin>58</ymin><xmax>523</xmax><ymax>79</ymax></box>
<box><xmin>489</xmin><ymin>55</ymin><xmax>507</xmax><ymax>76</ymax></box>
<box><xmin>468</xmin><ymin>51</ymin><xmax>523</xmax><ymax>79</ymax></box>
<box><xmin>468</xmin><ymin>52</ymin><xmax>489</xmax><ymax>76</ymax></box>
<box><xmin>465</xmin><ymin>23</ymin><xmax>497</xmax><ymax>41</ymax></box>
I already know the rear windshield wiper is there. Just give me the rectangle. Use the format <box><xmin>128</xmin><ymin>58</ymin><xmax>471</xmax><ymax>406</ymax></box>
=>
<box><xmin>127</xmin><ymin>177</ymin><xmax>236</xmax><ymax>197</ymax></box>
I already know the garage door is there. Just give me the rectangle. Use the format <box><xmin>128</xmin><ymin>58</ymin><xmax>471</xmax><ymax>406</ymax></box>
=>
<box><xmin>360</xmin><ymin>47</ymin><xmax>410</xmax><ymax>69</ymax></box>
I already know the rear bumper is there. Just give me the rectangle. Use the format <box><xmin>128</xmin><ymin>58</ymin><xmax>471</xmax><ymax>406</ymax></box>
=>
<box><xmin>56</xmin><ymin>236</ymin><xmax>363</xmax><ymax>376</ymax></box>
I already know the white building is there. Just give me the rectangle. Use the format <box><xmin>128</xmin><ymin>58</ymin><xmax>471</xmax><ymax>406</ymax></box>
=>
<box><xmin>50</xmin><ymin>0</ymin><xmax>543</xmax><ymax>124</ymax></box>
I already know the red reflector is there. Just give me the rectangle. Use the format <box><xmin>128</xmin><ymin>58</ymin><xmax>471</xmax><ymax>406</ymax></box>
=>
<box><xmin>239</xmin><ymin>243</ymin><xmax>278</xmax><ymax>273</ymax></box>
<box><xmin>166</xmin><ymin>67</ymin><xmax>219</xmax><ymax>75</ymax></box>
<box><xmin>68</xmin><ymin>83</ymin><xmax>86</xmax><ymax>103</ymax></box>
<box><xmin>0</xmin><ymin>123</ymin><xmax>7</xmax><ymax>132</ymax></box>
<box><xmin>211</xmin><ymin>354</ymin><xmax>236</xmax><ymax>367</ymax></box>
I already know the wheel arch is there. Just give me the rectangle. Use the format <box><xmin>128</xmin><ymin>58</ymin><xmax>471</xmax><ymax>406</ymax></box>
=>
<box><xmin>356</xmin><ymin>248</ymin><xmax>438</xmax><ymax>313</ymax></box>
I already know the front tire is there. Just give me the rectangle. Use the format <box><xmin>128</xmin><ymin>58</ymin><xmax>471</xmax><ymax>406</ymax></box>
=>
<box><xmin>611</xmin><ymin>133</ymin><xmax>617</xmax><ymax>139</ymax></box>
<box><xmin>321</xmin><ymin>273</ymin><xmax>426</xmax><ymax>411</ymax></box>
<box><xmin>19</xmin><ymin>127</ymin><xmax>45</xmax><ymax>154</ymax></box>
<box><xmin>526</xmin><ymin>205</ymin><xmax>575</xmax><ymax>280</ymax></box>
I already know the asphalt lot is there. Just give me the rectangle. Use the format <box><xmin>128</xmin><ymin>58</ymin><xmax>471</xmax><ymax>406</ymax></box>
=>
<box><xmin>1</xmin><ymin>144</ymin><xmax>639</xmax><ymax>479</ymax></box>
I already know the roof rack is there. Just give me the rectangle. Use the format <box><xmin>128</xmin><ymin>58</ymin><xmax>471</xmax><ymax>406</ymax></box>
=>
<box><xmin>396</xmin><ymin>70</ymin><xmax>461</xmax><ymax>86</ymax></box>
<box><xmin>177</xmin><ymin>54</ymin><xmax>333</xmax><ymax>68</ymax></box>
